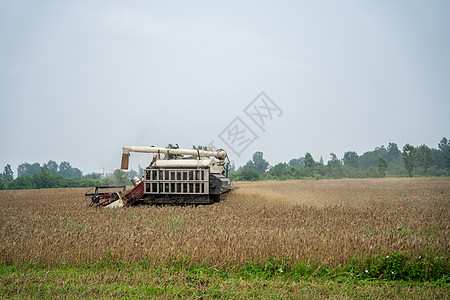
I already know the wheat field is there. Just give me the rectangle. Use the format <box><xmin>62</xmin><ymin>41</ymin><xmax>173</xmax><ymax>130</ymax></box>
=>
<box><xmin>0</xmin><ymin>178</ymin><xmax>448</xmax><ymax>268</ymax></box>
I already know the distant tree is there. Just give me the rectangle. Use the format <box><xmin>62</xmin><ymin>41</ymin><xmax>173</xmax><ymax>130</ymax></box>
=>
<box><xmin>269</xmin><ymin>163</ymin><xmax>288</xmax><ymax>177</ymax></box>
<box><xmin>377</xmin><ymin>157</ymin><xmax>388</xmax><ymax>178</ymax></box>
<box><xmin>402</xmin><ymin>144</ymin><xmax>416</xmax><ymax>177</ymax></box>
<box><xmin>343</xmin><ymin>151</ymin><xmax>360</xmax><ymax>169</ymax></box>
<box><xmin>430</xmin><ymin>148</ymin><xmax>445</xmax><ymax>170</ymax></box>
<box><xmin>319</xmin><ymin>156</ymin><xmax>324</xmax><ymax>166</ymax></box>
<box><xmin>84</xmin><ymin>172</ymin><xmax>103</xmax><ymax>180</ymax></box>
<box><xmin>417</xmin><ymin>144</ymin><xmax>433</xmax><ymax>176</ymax></box>
<box><xmin>2</xmin><ymin>164</ymin><xmax>14</xmax><ymax>184</ymax></box>
<box><xmin>58</xmin><ymin>161</ymin><xmax>82</xmax><ymax>178</ymax></box>
<box><xmin>73</xmin><ymin>168</ymin><xmax>83</xmax><ymax>178</ymax></box>
<box><xmin>7</xmin><ymin>174</ymin><xmax>34</xmax><ymax>190</ymax></box>
<box><xmin>43</xmin><ymin>160</ymin><xmax>58</xmax><ymax>175</ymax></box>
<box><xmin>288</xmin><ymin>157</ymin><xmax>304</xmax><ymax>167</ymax></box>
<box><xmin>438</xmin><ymin>137</ymin><xmax>449</xmax><ymax>151</ymax></box>
<box><xmin>438</xmin><ymin>137</ymin><xmax>450</xmax><ymax>169</ymax></box>
<box><xmin>17</xmin><ymin>163</ymin><xmax>27</xmax><ymax>177</ymax></box>
<box><xmin>114</xmin><ymin>169</ymin><xmax>129</xmax><ymax>185</ymax></box>
<box><xmin>104</xmin><ymin>169</ymin><xmax>130</xmax><ymax>186</ymax></box>
<box><xmin>387</xmin><ymin>142</ymin><xmax>402</xmax><ymax>164</ymax></box>
<box><xmin>0</xmin><ymin>178</ymin><xmax>5</xmax><ymax>190</ymax></box>
<box><xmin>359</xmin><ymin>146</ymin><xmax>388</xmax><ymax>170</ymax></box>
<box><xmin>327</xmin><ymin>153</ymin><xmax>343</xmax><ymax>178</ymax></box>
<box><xmin>58</xmin><ymin>161</ymin><xmax>71</xmax><ymax>177</ymax></box>
<box><xmin>328</xmin><ymin>153</ymin><xmax>342</xmax><ymax>168</ymax></box>
<box><xmin>304</xmin><ymin>153</ymin><xmax>315</xmax><ymax>168</ymax></box>
<box><xmin>33</xmin><ymin>167</ymin><xmax>58</xmax><ymax>189</ymax></box>
<box><xmin>364</xmin><ymin>167</ymin><xmax>381</xmax><ymax>178</ymax></box>
<box><xmin>252</xmin><ymin>151</ymin><xmax>269</xmax><ymax>174</ymax></box>
<box><xmin>242</xmin><ymin>160</ymin><xmax>255</xmax><ymax>170</ymax></box>
<box><xmin>17</xmin><ymin>162</ymin><xmax>41</xmax><ymax>177</ymax></box>
<box><xmin>342</xmin><ymin>165</ymin><xmax>362</xmax><ymax>178</ymax></box>
<box><xmin>233</xmin><ymin>168</ymin><xmax>260</xmax><ymax>181</ymax></box>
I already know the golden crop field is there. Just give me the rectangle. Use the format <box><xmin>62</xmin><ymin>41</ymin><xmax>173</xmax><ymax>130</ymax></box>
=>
<box><xmin>1</xmin><ymin>177</ymin><xmax>448</xmax><ymax>268</ymax></box>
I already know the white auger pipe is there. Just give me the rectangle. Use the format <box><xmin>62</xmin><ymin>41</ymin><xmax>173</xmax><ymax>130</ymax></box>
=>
<box><xmin>121</xmin><ymin>146</ymin><xmax>227</xmax><ymax>169</ymax></box>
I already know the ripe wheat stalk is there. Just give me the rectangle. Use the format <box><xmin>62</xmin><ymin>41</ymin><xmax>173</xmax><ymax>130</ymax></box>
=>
<box><xmin>0</xmin><ymin>178</ymin><xmax>448</xmax><ymax>268</ymax></box>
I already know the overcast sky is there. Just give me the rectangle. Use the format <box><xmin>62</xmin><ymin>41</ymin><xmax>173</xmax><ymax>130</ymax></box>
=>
<box><xmin>1</xmin><ymin>0</ymin><xmax>449</xmax><ymax>175</ymax></box>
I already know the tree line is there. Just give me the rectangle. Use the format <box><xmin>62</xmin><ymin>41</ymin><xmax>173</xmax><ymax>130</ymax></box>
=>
<box><xmin>1</xmin><ymin>138</ymin><xmax>448</xmax><ymax>189</ymax></box>
<box><xmin>0</xmin><ymin>160</ymin><xmax>138</xmax><ymax>190</ymax></box>
<box><xmin>229</xmin><ymin>138</ymin><xmax>450</xmax><ymax>181</ymax></box>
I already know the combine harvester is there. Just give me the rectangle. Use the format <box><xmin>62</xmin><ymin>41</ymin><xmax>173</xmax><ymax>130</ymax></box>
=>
<box><xmin>85</xmin><ymin>145</ymin><xmax>233</xmax><ymax>207</ymax></box>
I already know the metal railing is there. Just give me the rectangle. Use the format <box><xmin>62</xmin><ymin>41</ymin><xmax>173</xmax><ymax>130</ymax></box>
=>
<box><xmin>143</xmin><ymin>168</ymin><xmax>209</xmax><ymax>195</ymax></box>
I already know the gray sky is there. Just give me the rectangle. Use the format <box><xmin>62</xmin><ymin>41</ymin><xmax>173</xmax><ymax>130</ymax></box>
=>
<box><xmin>1</xmin><ymin>0</ymin><xmax>449</xmax><ymax>175</ymax></box>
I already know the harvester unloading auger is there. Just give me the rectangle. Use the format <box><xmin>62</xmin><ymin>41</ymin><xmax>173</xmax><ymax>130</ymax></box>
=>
<box><xmin>85</xmin><ymin>145</ymin><xmax>234</xmax><ymax>207</ymax></box>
